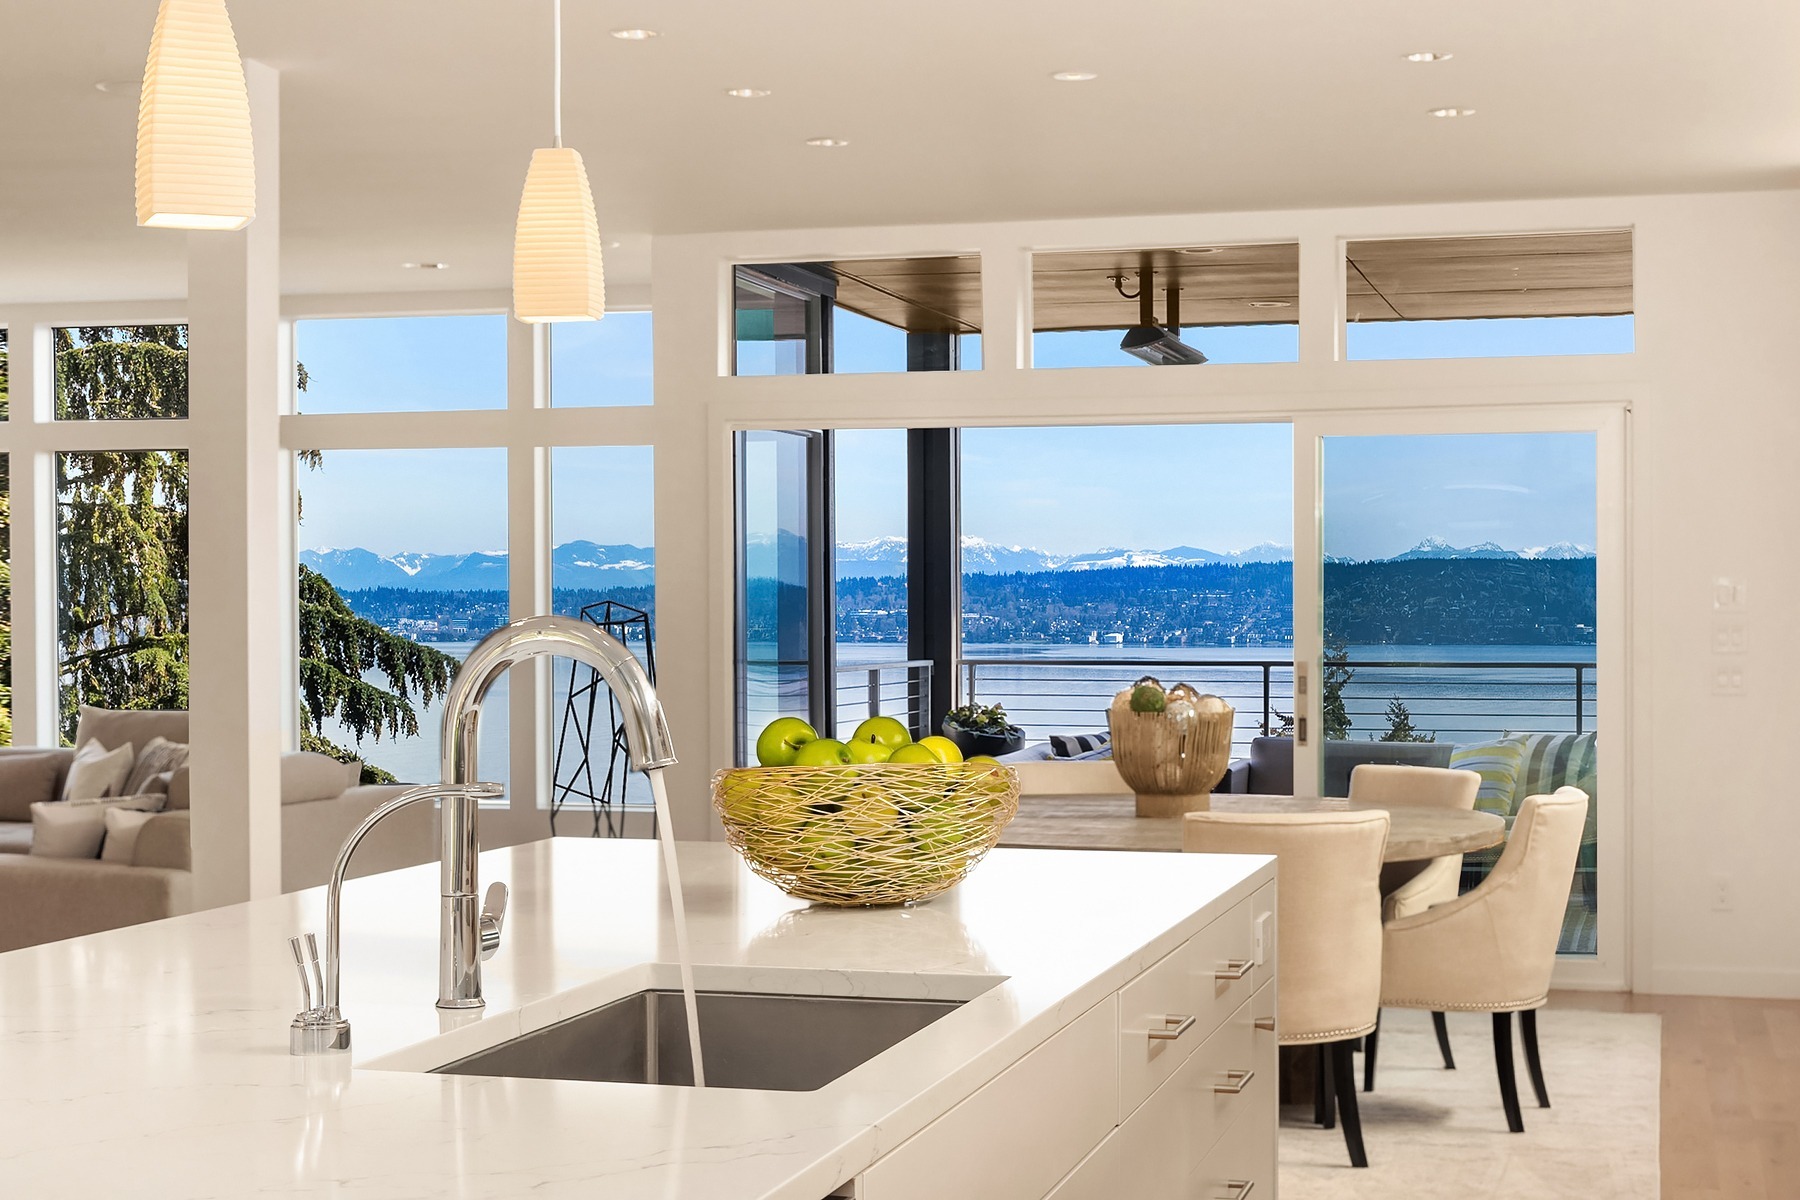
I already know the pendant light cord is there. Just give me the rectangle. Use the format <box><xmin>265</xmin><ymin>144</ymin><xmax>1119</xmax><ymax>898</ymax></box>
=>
<box><xmin>552</xmin><ymin>0</ymin><xmax>563</xmax><ymax>148</ymax></box>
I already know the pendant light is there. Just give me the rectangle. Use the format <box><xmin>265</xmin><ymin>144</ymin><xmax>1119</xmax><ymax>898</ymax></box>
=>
<box><xmin>135</xmin><ymin>0</ymin><xmax>255</xmax><ymax>230</ymax></box>
<box><xmin>512</xmin><ymin>0</ymin><xmax>605</xmax><ymax>323</ymax></box>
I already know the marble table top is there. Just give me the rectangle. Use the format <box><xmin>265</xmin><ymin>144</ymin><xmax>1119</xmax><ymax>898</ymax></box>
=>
<box><xmin>1000</xmin><ymin>792</ymin><xmax>1505</xmax><ymax>862</ymax></box>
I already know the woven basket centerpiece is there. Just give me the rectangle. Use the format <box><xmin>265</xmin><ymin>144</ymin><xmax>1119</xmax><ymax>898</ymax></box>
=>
<box><xmin>1109</xmin><ymin>679</ymin><xmax>1236</xmax><ymax>818</ymax></box>
<box><xmin>712</xmin><ymin>762</ymin><xmax>1021</xmax><ymax>906</ymax></box>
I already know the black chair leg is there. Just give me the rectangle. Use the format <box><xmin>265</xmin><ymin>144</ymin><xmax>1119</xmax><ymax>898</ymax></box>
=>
<box><xmin>1432</xmin><ymin>1011</ymin><xmax>1456</xmax><ymax>1069</ymax></box>
<box><xmin>1363</xmin><ymin>1010</ymin><xmax>1381</xmax><ymax>1092</ymax></box>
<box><xmin>1492</xmin><ymin>1011</ymin><xmax>1525</xmax><ymax>1132</ymax></box>
<box><xmin>1316</xmin><ymin>1042</ymin><xmax>1336</xmax><ymax>1128</ymax></box>
<box><xmin>1520</xmin><ymin>1008</ymin><xmax>1550</xmax><ymax>1108</ymax></box>
<box><xmin>1332</xmin><ymin>1039</ymin><xmax>1370</xmax><ymax>1168</ymax></box>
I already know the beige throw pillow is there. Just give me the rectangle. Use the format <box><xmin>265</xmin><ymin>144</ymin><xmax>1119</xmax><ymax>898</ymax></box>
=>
<box><xmin>0</xmin><ymin>751</ymin><xmax>70</xmax><ymax>822</ymax></box>
<box><xmin>100</xmin><ymin>807</ymin><xmax>160</xmax><ymax>863</ymax></box>
<box><xmin>124</xmin><ymin>736</ymin><xmax>190</xmax><ymax>796</ymax></box>
<box><xmin>62</xmin><ymin>740</ymin><xmax>135</xmax><ymax>802</ymax></box>
<box><xmin>30</xmin><ymin>795</ymin><xmax>163</xmax><ymax>859</ymax></box>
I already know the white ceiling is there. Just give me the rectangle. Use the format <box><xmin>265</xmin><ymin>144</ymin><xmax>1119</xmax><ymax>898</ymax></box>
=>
<box><xmin>2</xmin><ymin>0</ymin><xmax>1797</xmax><ymax>305</ymax></box>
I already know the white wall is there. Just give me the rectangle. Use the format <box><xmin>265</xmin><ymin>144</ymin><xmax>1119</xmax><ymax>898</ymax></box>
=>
<box><xmin>646</xmin><ymin>188</ymin><xmax>1800</xmax><ymax>999</ymax></box>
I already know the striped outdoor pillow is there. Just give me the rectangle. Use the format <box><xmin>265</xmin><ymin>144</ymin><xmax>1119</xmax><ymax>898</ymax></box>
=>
<box><xmin>1049</xmin><ymin>731</ymin><xmax>1111</xmax><ymax>759</ymax></box>
<box><xmin>1509</xmin><ymin>731</ymin><xmax>1598</xmax><ymax>846</ymax></box>
<box><xmin>1447</xmin><ymin>736</ymin><xmax>1527</xmax><ymax>821</ymax></box>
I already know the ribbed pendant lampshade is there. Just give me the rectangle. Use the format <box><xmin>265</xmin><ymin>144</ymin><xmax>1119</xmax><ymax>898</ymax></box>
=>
<box><xmin>512</xmin><ymin>149</ymin><xmax>606</xmax><ymax>322</ymax></box>
<box><xmin>135</xmin><ymin>0</ymin><xmax>255</xmax><ymax>230</ymax></box>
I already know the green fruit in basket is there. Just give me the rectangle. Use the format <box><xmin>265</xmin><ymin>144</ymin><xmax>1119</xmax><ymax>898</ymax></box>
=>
<box><xmin>792</xmin><ymin>738</ymin><xmax>853</xmax><ymax>767</ymax></box>
<box><xmin>1129</xmin><ymin>683</ymin><xmax>1168</xmax><ymax>713</ymax></box>
<box><xmin>888</xmin><ymin>742</ymin><xmax>941</xmax><ymax>764</ymax></box>
<box><xmin>756</xmin><ymin>717</ymin><xmax>818</xmax><ymax>766</ymax></box>
<box><xmin>966</xmin><ymin>755</ymin><xmax>1001</xmax><ymax>766</ymax></box>
<box><xmin>916</xmin><ymin>735</ymin><xmax>964</xmax><ymax>763</ymax></box>
<box><xmin>799</xmin><ymin>814</ymin><xmax>854</xmax><ymax>869</ymax></box>
<box><xmin>850</xmin><ymin>715</ymin><xmax>912</xmax><ymax>751</ymax></box>
<box><xmin>843</xmin><ymin>792</ymin><xmax>901</xmax><ymax>838</ymax></box>
<box><xmin>845</xmin><ymin>738</ymin><xmax>896</xmax><ymax>764</ymax></box>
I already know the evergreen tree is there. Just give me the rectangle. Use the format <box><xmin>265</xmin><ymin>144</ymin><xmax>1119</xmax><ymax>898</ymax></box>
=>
<box><xmin>1378</xmin><ymin>696</ymin><xmax>1434</xmax><ymax>743</ymax></box>
<box><xmin>54</xmin><ymin>326</ymin><xmax>191</xmax><ymax>742</ymax></box>
<box><xmin>1322</xmin><ymin>636</ymin><xmax>1353</xmax><ymax>740</ymax></box>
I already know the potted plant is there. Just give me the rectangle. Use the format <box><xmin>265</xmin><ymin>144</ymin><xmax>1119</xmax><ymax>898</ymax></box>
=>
<box><xmin>942</xmin><ymin>702</ymin><xmax>1026</xmax><ymax>759</ymax></box>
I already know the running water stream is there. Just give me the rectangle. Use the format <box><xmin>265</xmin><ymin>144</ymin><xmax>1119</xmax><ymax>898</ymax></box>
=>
<box><xmin>647</xmin><ymin>770</ymin><xmax>706</xmax><ymax>1087</ymax></box>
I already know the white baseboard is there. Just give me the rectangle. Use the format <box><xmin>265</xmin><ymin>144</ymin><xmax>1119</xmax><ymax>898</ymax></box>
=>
<box><xmin>1644</xmin><ymin>965</ymin><xmax>1800</xmax><ymax>1000</ymax></box>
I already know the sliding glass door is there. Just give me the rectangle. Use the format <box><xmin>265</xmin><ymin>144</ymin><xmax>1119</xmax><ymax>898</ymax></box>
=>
<box><xmin>734</xmin><ymin>430</ymin><xmax>832</xmax><ymax>760</ymax></box>
<box><xmin>1295</xmin><ymin>409</ymin><xmax>1626</xmax><ymax>979</ymax></box>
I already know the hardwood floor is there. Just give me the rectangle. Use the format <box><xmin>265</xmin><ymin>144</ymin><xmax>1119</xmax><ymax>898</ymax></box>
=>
<box><xmin>1551</xmin><ymin>990</ymin><xmax>1800</xmax><ymax>1199</ymax></box>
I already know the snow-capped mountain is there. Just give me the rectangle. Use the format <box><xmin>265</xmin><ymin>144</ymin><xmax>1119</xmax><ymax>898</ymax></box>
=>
<box><xmin>301</xmin><ymin>541</ymin><xmax>656</xmax><ymax>592</ymax></box>
<box><xmin>1386</xmin><ymin>537</ymin><xmax>1594</xmax><ymax>563</ymax></box>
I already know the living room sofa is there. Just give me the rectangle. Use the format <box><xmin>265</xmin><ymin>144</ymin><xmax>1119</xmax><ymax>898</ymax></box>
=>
<box><xmin>0</xmin><ymin>709</ymin><xmax>437</xmax><ymax>953</ymax></box>
<box><xmin>1220</xmin><ymin>735</ymin><xmax>1455</xmax><ymax>797</ymax></box>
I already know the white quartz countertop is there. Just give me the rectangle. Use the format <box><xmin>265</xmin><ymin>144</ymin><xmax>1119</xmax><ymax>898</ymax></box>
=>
<box><xmin>0</xmin><ymin>836</ymin><xmax>1271</xmax><ymax>1199</ymax></box>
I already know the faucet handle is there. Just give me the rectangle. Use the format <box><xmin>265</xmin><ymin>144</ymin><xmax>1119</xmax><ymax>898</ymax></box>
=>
<box><xmin>288</xmin><ymin>935</ymin><xmax>316</xmax><ymax>1012</ymax></box>
<box><xmin>479</xmin><ymin>881</ymin><xmax>508</xmax><ymax>960</ymax></box>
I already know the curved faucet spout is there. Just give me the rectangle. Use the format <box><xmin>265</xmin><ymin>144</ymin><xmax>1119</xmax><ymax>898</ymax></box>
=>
<box><xmin>435</xmin><ymin>615</ymin><xmax>678</xmax><ymax>1011</ymax></box>
<box><xmin>440</xmin><ymin>615</ymin><xmax>677</xmax><ymax>787</ymax></box>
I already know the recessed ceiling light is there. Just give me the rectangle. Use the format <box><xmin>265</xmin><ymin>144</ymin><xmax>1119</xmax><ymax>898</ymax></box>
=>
<box><xmin>1178</xmin><ymin>247</ymin><xmax>1222</xmax><ymax>255</ymax></box>
<box><xmin>804</xmin><ymin>137</ymin><xmax>849</xmax><ymax>148</ymax></box>
<box><xmin>1428</xmin><ymin>106</ymin><xmax>1476</xmax><ymax>118</ymax></box>
<box><xmin>1247</xmin><ymin>300</ymin><xmax>1292</xmax><ymax>308</ymax></box>
<box><xmin>1404</xmin><ymin>51</ymin><xmax>1452</xmax><ymax>63</ymax></box>
<box><xmin>402</xmin><ymin>261</ymin><xmax>450</xmax><ymax>270</ymax></box>
<box><xmin>725</xmin><ymin>87</ymin><xmax>772</xmax><ymax>99</ymax></box>
<box><xmin>94</xmin><ymin>79</ymin><xmax>141</xmax><ymax>95</ymax></box>
<box><xmin>1051</xmin><ymin>71</ymin><xmax>1098</xmax><ymax>82</ymax></box>
<box><xmin>610</xmin><ymin>28</ymin><xmax>659</xmax><ymax>40</ymax></box>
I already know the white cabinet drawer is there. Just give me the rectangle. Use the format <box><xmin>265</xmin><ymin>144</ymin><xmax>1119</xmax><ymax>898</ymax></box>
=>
<box><xmin>860</xmin><ymin>996</ymin><xmax>1119</xmax><ymax>1200</ymax></box>
<box><xmin>1118</xmin><ymin>885</ymin><xmax>1273</xmax><ymax>1118</ymax></box>
<box><xmin>1047</xmin><ymin>983</ymin><xmax>1272</xmax><ymax>1200</ymax></box>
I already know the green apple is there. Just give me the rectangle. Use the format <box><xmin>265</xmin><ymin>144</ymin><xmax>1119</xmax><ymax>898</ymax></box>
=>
<box><xmin>792</xmin><ymin>737</ymin><xmax>853</xmax><ymax>767</ymax></box>
<box><xmin>850</xmin><ymin>715</ymin><xmax>912</xmax><ymax>752</ymax></box>
<box><xmin>966</xmin><ymin>754</ymin><xmax>1001</xmax><ymax>766</ymax></box>
<box><xmin>756</xmin><ymin>717</ymin><xmax>818</xmax><ymax>766</ymax></box>
<box><xmin>888</xmin><ymin>742</ymin><xmax>941</xmax><ymax>765</ymax></box>
<box><xmin>845</xmin><ymin>738</ymin><xmax>895</xmax><ymax>764</ymax></box>
<box><xmin>916</xmin><ymin>735</ymin><xmax>965</xmax><ymax>764</ymax></box>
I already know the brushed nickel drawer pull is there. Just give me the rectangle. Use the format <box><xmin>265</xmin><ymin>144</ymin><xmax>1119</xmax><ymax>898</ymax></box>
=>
<box><xmin>1254</xmin><ymin>1016</ymin><xmax>1275</xmax><ymax>1032</ymax></box>
<box><xmin>1217</xmin><ymin>1181</ymin><xmax>1254</xmax><ymax>1199</ymax></box>
<box><xmin>1213</xmin><ymin>1068</ymin><xmax>1256</xmax><ymax>1095</ymax></box>
<box><xmin>1148</xmin><ymin>1013</ymin><xmax>1197</xmax><ymax>1041</ymax></box>
<box><xmin>1215</xmin><ymin>959</ymin><xmax>1255</xmax><ymax>980</ymax></box>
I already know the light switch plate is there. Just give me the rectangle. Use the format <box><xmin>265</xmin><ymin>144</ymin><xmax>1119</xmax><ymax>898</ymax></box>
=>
<box><xmin>1254</xmin><ymin>911</ymin><xmax>1273</xmax><ymax>966</ymax></box>
<box><xmin>1711</xmin><ymin>621</ymin><xmax>1747</xmax><ymax>655</ymax></box>
<box><xmin>1713</xmin><ymin>665</ymin><xmax>1747</xmax><ymax>696</ymax></box>
<box><xmin>1713</xmin><ymin>577</ymin><xmax>1748</xmax><ymax>611</ymax></box>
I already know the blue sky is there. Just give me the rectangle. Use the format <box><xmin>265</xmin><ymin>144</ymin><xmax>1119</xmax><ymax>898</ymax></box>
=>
<box><xmin>295</xmin><ymin>309</ymin><xmax>1622</xmax><ymax>558</ymax></box>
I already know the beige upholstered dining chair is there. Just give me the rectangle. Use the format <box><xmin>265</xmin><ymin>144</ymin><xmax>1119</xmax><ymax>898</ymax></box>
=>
<box><xmin>1377</xmin><ymin>787</ymin><xmax>1590</xmax><ymax>1133</ymax></box>
<box><xmin>1184</xmin><ymin>808</ymin><xmax>1390</xmax><ymax>1168</ymax></box>
<box><xmin>1349</xmin><ymin>762</ymin><xmax>1480</xmax><ymax>1089</ymax></box>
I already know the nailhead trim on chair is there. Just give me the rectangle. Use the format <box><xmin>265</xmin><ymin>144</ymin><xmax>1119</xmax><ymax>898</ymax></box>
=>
<box><xmin>1281</xmin><ymin>1021</ymin><xmax>1379</xmax><ymax>1044</ymax></box>
<box><xmin>1380</xmin><ymin>994</ymin><xmax>1548</xmax><ymax>1013</ymax></box>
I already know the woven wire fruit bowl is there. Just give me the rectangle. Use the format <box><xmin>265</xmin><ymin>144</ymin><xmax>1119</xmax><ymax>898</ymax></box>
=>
<box><xmin>711</xmin><ymin>762</ymin><xmax>1021</xmax><ymax>906</ymax></box>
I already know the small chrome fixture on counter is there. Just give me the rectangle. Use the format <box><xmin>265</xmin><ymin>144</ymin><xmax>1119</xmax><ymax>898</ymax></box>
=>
<box><xmin>290</xmin><ymin>614</ymin><xmax>678</xmax><ymax>1055</ymax></box>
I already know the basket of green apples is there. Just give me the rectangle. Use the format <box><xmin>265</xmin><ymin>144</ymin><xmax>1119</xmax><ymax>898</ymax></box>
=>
<box><xmin>712</xmin><ymin>715</ymin><xmax>1021</xmax><ymax>905</ymax></box>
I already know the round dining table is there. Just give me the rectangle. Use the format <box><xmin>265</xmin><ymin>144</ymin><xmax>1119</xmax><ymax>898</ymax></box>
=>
<box><xmin>997</xmin><ymin>791</ymin><xmax>1505</xmax><ymax>862</ymax></box>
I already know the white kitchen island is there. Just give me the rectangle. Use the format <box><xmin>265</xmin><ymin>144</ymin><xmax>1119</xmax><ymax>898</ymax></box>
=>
<box><xmin>0</xmin><ymin>838</ymin><xmax>1276</xmax><ymax>1199</ymax></box>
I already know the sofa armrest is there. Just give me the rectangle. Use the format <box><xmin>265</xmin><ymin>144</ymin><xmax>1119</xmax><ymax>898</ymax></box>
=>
<box><xmin>1222</xmin><ymin>758</ymin><xmax>1251</xmax><ymax>793</ymax></box>
<box><xmin>165</xmin><ymin>765</ymin><xmax>191</xmax><ymax>811</ymax></box>
<box><xmin>0</xmin><ymin>856</ymin><xmax>192</xmax><ymax>953</ymax></box>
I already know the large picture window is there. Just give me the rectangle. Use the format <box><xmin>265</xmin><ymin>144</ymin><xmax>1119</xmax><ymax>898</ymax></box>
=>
<box><xmin>294</xmin><ymin>316</ymin><xmax>507</xmax><ymax>413</ymax></box>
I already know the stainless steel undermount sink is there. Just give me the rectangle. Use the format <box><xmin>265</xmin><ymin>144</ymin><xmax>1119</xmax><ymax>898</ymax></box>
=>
<box><xmin>432</xmin><ymin>989</ymin><xmax>967</xmax><ymax>1091</ymax></box>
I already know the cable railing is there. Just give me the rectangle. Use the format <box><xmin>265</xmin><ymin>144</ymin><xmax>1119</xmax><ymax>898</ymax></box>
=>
<box><xmin>960</xmin><ymin>654</ymin><xmax>1595</xmax><ymax>755</ymax></box>
<box><xmin>831</xmin><ymin>659</ymin><xmax>934</xmax><ymax>741</ymax></box>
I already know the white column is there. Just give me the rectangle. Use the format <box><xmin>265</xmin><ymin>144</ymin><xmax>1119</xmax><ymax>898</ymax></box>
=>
<box><xmin>8</xmin><ymin>322</ymin><xmax>58</xmax><ymax>748</ymax></box>
<box><xmin>186</xmin><ymin>59</ymin><xmax>285</xmax><ymax>905</ymax></box>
